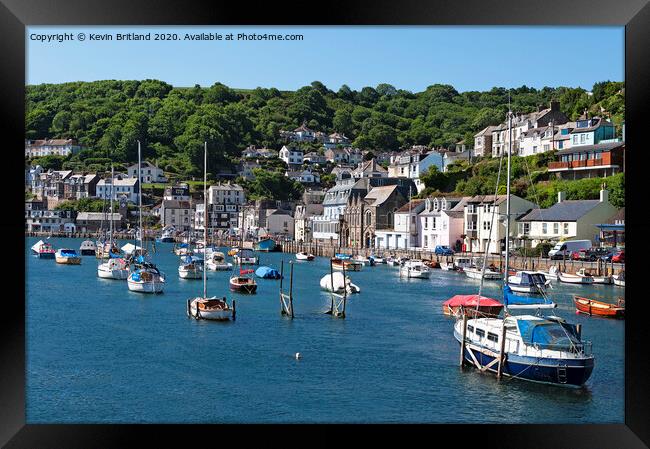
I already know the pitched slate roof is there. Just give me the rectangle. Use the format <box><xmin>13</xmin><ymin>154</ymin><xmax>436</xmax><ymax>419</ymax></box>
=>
<box><xmin>396</xmin><ymin>199</ymin><xmax>426</xmax><ymax>213</ymax></box>
<box><xmin>364</xmin><ymin>185</ymin><xmax>398</xmax><ymax>207</ymax></box>
<box><xmin>518</xmin><ymin>200</ymin><xmax>600</xmax><ymax>222</ymax></box>
<box><xmin>570</xmin><ymin>117</ymin><xmax>614</xmax><ymax>134</ymax></box>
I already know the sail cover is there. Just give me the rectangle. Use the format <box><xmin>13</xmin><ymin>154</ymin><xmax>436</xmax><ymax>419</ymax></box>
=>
<box><xmin>255</xmin><ymin>266</ymin><xmax>281</xmax><ymax>279</ymax></box>
<box><xmin>503</xmin><ymin>285</ymin><xmax>556</xmax><ymax>309</ymax></box>
<box><xmin>516</xmin><ymin>318</ymin><xmax>581</xmax><ymax>350</ymax></box>
<box><xmin>443</xmin><ymin>295</ymin><xmax>502</xmax><ymax>308</ymax></box>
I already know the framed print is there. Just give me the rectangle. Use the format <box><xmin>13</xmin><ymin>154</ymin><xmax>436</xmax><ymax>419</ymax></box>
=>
<box><xmin>2</xmin><ymin>0</ymin><xmax>649</xmax><ymax>447</ymax></box>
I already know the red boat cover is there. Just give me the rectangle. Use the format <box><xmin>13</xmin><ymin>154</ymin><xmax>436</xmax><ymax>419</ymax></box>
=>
<box><xmin>443</xmin><ymin>295</ymin><xmax>502</xmax><ymax>307</ymax></box>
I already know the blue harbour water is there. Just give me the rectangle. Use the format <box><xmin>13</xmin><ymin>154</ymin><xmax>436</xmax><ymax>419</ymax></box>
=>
<box><xmin>26</xmin><ymin>237</ymin><xmax>624</xmax><ymax>423</ymax></box>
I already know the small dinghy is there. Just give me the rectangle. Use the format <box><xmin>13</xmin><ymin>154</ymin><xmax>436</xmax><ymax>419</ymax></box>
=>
<box><xmin>614</xmin><ymin>271</ymin><xmax>625</xmax><ymax>287</ymax></box>
<box><xmin>574</xmin><ymin>295</ymin><xmax>624</xmax><ymax>318</ymax></box>
<box><xmin>205</xmin><ymin>252</ymin><xmax>232</xmax><ymax>271</ymax></box>
<box><xmin>557</xmin><ymin>269</ymin><xmax>593</xmax><ymax>284</ymax></box>
<box><xmin>229</xmin><ymin>268</ymin><xmax>257</xmax><ymax>294</ymax></box>
<box><xmin>575</xmin><ymin>268</ymin><xmax>613</xmax><ymax>285</ymax></box>
<box><xmin>255</xmin><ymin>266</ymin><xmax>283</xmax><ymax>279</ymax></box>
<box><xmin>188</xmin><ymin>296</ymin><xmax>235</xmax><ymax>321</ymax></box>
<box><xmin>331</xmin><ymin>257</ymin><xmax>363</xmax><ymax>271</ymax></box>
<box><xmin>296</xmin><ymin>251</ymin><xmax>315</xmax><ymax>261</ymax></box>
<box><xmin>320</xmin><ymin>272</ymin><xmax>360</xmax><ymax>294</ymax></box>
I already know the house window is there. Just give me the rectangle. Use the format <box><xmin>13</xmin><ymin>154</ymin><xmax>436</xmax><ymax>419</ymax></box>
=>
<box><xmin>580</xmin><ymin>134</ymin><xmax>586</xmax><ymax>144</ymax></box>
<box><xmin>365</xmin><ymin>211</ymin><xmax>372</xmax><ymax>226</ymax></box>
<box><xmin>424</xmin><ymin>235</ymin><xmax>428</xmax><ymax>247</ymax></box>
<box><xmin>553</xmin><ymin>223</ymin><xmax>559</xmax><ymax>234</ymax></box>
<box><xmin>563</xmin><ymin>223</ymin><xmax>569</xmax><ymax>235</ymax></box>
<box><xmin>542</xmin><ymin>223</ymin><xmax>547</xmax><ymax>234</ymax></box>
<box><xmin>424</xmin><ymin>218</ymin><xmax>428</xmax><ymax>229</ymax></box>
<box><xmin>573</xmin><ymin>135</ymin><xmax>578</xmax><ymax>144</ymax></box>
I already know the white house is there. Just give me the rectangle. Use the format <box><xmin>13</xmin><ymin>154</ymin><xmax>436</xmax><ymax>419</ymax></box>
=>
<box><xmin>473</xmin><ymin>126</ymin><xmax>497</xmax><ymax>157</ymax></box>
<box><xmin>160</xmin><ymin>199</ymin><xmax>193</xmax><ymax>232</ymax></box>
<box><xmin>127</xmin><ymin>161</ymin><xmax>167</xmax><ymax>184</ymax></box>
<box><xmin>25</xmin><ymin>139</ymin><xmax>81</xmax><ymax>157</ymax></box>
<box><xmin>387</xmin><ymin>148</ymin><xmax>444</xmax><ymax>193</ymax></box>
<box><xmin>294</xmin><ymin>203</ymin><xmax>323</xmax><ymax>243</ymax></box>
<box><xmin>279</xmin><ymin>146</ymin><xmax>304</xmax><ymax>165</ymax></box>
<box><xmin>515</xmin><ymin>189</ymin><xmax>618</xmax><ymax>248</ymax></box>
<box><xmin>374</xmin><ymin>199</ymin><xmax>426</xmax><ymax>250</ymax></box>
<box><xmin>303</xmin><ymin>152</ymin><xmax>328</xmax><ymax>165</ymax></box>
<box><xmin>96</xmin><ymin>177</ymin><xmax>140</xmax><ymax>204</ymax></box>
<box><xmin>418</xmin><ymin>196</ymin><xmax>467</xmax><ymax>251</ymax></box>
<box><xmin>266</xmin><ymin>209</ymin><xmax>295</xmax><ymax>238</ymax></box>
<box><xmin>286</xmin><ymin>169</ymin><xmax>320</xmax><ymax>184</ymax></box>
<box><xmin>208</xmin><ymin>182</ymin><xmax>245</xmax><ymax>205</ymax></box>
<box><xmin>463</xmin><ymin>194</ymin><xmax>537</xmax><ymax>253</ymax></box>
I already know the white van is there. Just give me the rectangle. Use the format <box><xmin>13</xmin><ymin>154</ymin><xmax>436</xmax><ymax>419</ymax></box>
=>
<box><xmin>547</xmin><ymin>240</ymin><xmax>592</xmax><ymax>260</ymax></box>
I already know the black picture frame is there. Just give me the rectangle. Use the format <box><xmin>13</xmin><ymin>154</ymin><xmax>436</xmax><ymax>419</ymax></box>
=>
<box><xmin>2</xmin><ymin>0</ymin><xmax>648</xmax><ymax>447</ymax></box>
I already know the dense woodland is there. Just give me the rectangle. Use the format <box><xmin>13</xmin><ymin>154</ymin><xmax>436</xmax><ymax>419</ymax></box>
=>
<box><xmin>26</xmin><ymin>79</ymin><xmax>625</xmax><ymax>179</ymax></box>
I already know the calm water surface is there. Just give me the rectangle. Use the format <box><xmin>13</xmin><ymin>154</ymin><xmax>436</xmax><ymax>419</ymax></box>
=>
<box><xmin>26</xmin><ymin>237</ymin><xmax>624</xmax><ymax>423</ymax></box>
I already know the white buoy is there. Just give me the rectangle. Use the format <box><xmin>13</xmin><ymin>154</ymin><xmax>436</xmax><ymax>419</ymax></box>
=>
<box><xmin>295</xmin><ymin>352</ymin><xmax>301</xmax><ymax>360</ymax></box>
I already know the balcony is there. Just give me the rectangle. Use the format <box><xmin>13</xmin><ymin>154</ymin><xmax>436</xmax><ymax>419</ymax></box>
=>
<box><xmin>549</xmin><ymin>158</ymin><xmax>605</xmax><ymax>171</ymax></box>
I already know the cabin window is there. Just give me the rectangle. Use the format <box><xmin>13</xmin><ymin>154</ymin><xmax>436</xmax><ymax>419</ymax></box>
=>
<box><xmin>487</xmin><ymin>332</ymin><xmax>499</xmax><ymax>343</ymax></box>
<box><xmin>475</xmin><ymin>328</ymin><xmax>485</xmax><ymax>338</ymax></box>
<box><xmin>467</xmin><ymin>325</ymin><xmax>474</xmax><ymax>333</ymax></box>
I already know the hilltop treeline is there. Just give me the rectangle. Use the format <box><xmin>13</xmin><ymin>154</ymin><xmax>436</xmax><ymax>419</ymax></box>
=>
<box><xmin>26</xmin><ymin>79</ymin><xmax>624</xmax><ymax>177</ymax></box>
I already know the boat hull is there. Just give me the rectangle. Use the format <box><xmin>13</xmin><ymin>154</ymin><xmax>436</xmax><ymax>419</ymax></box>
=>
<box><xmin>443</xmin><ymin>305</ymin><xmax>502</xmax><ymax>318</ymax></box>
<box><xmin>158</xmin><ymin>237</ymin><xmax>175</xmax><ymax>243</ymax></box>
<box><xmin>178</xmin><ymin>268</ymin><xmax>203</xmax><ymax>279</ymax></box>
<box><xmin>332</xmin><ymin>261</ymin><xmax>362</xmax><ymax>271</ymax></box>
<box><xmin>55</xmin><ymin>256</ymin><xmax>81</xmax><ymax>265</ymax></box>
<box><xmin>574</xmin><ymin>296</ymin><xmax>624</xmax><ymax>318</ymax></box>
<box><xmin>206</xmin><ymin>262</ymin><xmax>232</xmax><ymax>271</ymax></box>
<box><xmin>454</xmin><ymin>332</ymin><xmax>594</xmax><ymax>386</ymax></box>
<box><xmin>296</xmin><ymin>253</ymin><xmax>315</xmax><ymax>261</ymax></box>
<box><xmin>254</xmin><ymin>239</ymin><xmax>276</xmax><ymax>252</ymax></box>
<box><xmin>614</xmin><ymin>278</ymin><xmax>625</xmax><ymax>287</ymax></box>
<box><xmin>189</xmin><ymin>299</ymin><xmax>234</xmax><ymax>321</ymax></box>
<box><xmin>80</xmin><ymin>249</ymin><xmax>96</xmax><ymax>256</ymax></box>
<box><xmin>559</xmin><ymin>274</ymin><xmax>593</xmax><ymax>284</ymax></box>
<box><xmin>229</xmin><ymin>282</ymin><xmax>257</xmax><ymax>294</ymax></box>
<box><xmin>464</xmin><ymin>269</ymin><xmax>502</xmax><ymax>281</ymax></box>
<box><xmin>36</xmin><ymin>251</ymin><xmax>56</xmax><ymax>259</ymax></box>
<box><xmin>127</xmin><ymin>279</ymin><xmax>165</xmax><ymax>293</ymax></box>
<box><xmin>400</xmin><ymin>268</ymin><xmax>431</xmax><ymax>279</ymax></box>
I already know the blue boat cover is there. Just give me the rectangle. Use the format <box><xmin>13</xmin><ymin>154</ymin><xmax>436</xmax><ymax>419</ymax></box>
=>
<box><xmin>255</xmin><ymin>266</ymin><xmax>282</xmax><ymax>279</ymax></box>
<box><xmin>60</xmin><ymin>249</ymin><xmax>77</xmax><ymax>256</ymax></box>
<box><xmin>335</xmin><ymin>253</ymin><xmax>351</xmax><ymax>259</ymax></box>
<box><xmin>516</xmin><ymin>318</ymin><xmax>581</xmax><ymax>350</ymax></box>
<box><xmin>130</xmin><ymin>271</ymin><xmax>141</xmax><ymax>281</ymax></box>
<box><xmin>136</xmin><ymin>255</ymin><xmax>146</xmax><ymax>264</ymax></box>
<box><xmin>503</xmin><ymin>285</ymin><xmax>549</xmax><ymax>307</ymax></box>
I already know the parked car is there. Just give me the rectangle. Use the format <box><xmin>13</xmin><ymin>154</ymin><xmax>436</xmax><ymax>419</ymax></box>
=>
<box><xmin>434</xmin><ymin>245</ymin><xmax>454</xmax><ymax>256</ymax></box>
<box><xmin>587</xmin><ymin>247</ymin><xmax>617</xmax><ymax>261</ymax></box>
<box><xmin>571</xmin><ymin>250</ymin><xmax>584</xmax><ymax>261</ymax></box>
<box><xmin>612</xmin><ymin>250</ymin><xmax>625</xmax><ymax>263</ymax></box>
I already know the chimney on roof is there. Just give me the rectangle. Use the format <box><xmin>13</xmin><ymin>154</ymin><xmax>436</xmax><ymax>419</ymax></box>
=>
<box><xmin>557</xmin><ymin>191</ymin><xmax>566</xmax><ymax>203</ymax></box>
<box><xmin>550</xmin><ymin>100</ymin><xmax>560</xmax><ymax>111</ymax></box>
<box><xmin>600</xmin><ymin>184</ymin><xmax>609</xmax><ymax>203</ymax></box>
<box><xmin>538</xmin><ymin>104</ymin><xmax>545</xmax><ymax>112</ymax></box>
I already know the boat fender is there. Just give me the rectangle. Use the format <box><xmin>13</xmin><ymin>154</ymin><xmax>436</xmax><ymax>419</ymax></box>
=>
<box><xmin>295</xmin><ymin>352</ymin><xmax>301</xmax><ymax>360</ymax></box>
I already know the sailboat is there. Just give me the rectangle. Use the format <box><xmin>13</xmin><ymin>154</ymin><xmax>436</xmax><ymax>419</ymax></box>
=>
<box><xmin>187</xmin><ymin>142</ymin><xmax>236</xmax><ymax>321</ymax></box>
<box><xmin>98</xmin><ymin>166</ymin><xmax>130</xmax><ymax>280</ymax></box>
<box><xmin>452</xmin><ymin>105</ymin><xmax>594</xmax><ymax>386</ymax></box>
<box><xmin>127</xmin><ymin>141</ymin><xmax>166</xmax><ymax>293</ymax></box>
<box><xmin>178</xmin><ymin>254</ymin><xmax>204</xmax><ymax>279</ymax></box>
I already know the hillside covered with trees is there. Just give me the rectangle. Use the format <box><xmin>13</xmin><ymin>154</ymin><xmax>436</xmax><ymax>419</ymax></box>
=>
<box><xmin>26</xmin><ymin>79</ymin><xmax>624</xmax><ymax>179</ymax></box>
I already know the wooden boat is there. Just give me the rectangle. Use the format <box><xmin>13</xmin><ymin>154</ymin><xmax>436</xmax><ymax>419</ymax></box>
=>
<box><xmin>331</xmin><ymin>257</ymin><xmax>362</xmax><ymax>271</ymax></box>
<box><xmin>296</xmin><ymin>251</ymin><xmax>315</xmax><ymax>261</ymax></box>
<box><xmin>557</xmin><ymin>270</ymin><xmax>593</xmax><ymax>285</ymax></box>
<box><xmin>79</xmin><ymin>240</ymin><xmax>97</xmax><ymax>256</ymax></box>
<box><xmin>55</xmin><ymin>248</ymin><xmax>81</xmax><ymax>265</ymax></box>
<box><xmin>575</xmin><ymin>268</ymin><xmax>613</xmax><ymax>285</ymax></box>
<box><xmin>229</xmin><ymin>274</ymin><xmax>258</xmax><ymax>294</ymax></box>
<box><xmin>443</xmin><ymin>294</ymin><xmax>503</xmax><ymax>318</ymax></box>
<box><xmin>31</xmin><ymin>240</ymin><xmax>55</xmax><ymax>259</ymax></box>
<box><xmin>574</xmin><ymin>295</ymin><xmax>624</xmax><ymax>318</ymax></box>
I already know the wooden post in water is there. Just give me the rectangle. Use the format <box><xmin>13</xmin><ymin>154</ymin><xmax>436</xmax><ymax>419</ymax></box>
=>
<box><xmin>497</xmin><ymin>321</ymin><xmax>507</xmax><ymax>379</ymax></box>
<box><xmin>289</xmin><ymin>262</ymin><xmax>294</xmax><ymax>318</ymax></box>
<box><xmin>279</xmin><ymin>260</ymin><xmax>285</xmax><ymax>315</ymax></box>
<box><xmin>232</xmin><ymin>299</ymin><xmax>236</xmax><ymax>321</ymax></box>
<box><xmin>459</xmin><ymin>311</ymin><xmax>468</xmax><ymax>367</ymax></box>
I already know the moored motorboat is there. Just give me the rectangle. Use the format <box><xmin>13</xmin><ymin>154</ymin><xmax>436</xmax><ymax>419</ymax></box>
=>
<box><xmin>400</xmin><ymin>259</ymin><xmax>431</xmax><ymax>279</ymax></box>
<box><xmin>158</xmin><ymin>226</ymin><xmax>176</xmax><ymax>243</ymax></box>
<box><xmin>253</xmin><ymin>237</ymin><xmax>276</xmax><ymax>252</ymax></box>
<box><xmin>173</xmin><ymin>242</ymin><xmax>192</xmax><ymax>256</ymax></box>
<box><xmin>233</xmin><ymin>248</ymin><xmax>259</xmax><ymax>265</ymax></box>
<box><xmin>205</xmin><ymin>252</ymin><xmax>232</xmax><ymax>271</ymax></box>
<box><xmin>464</xmin><ymin>266</ymin><xmax>502</xmax><ymax>281</ymax></box>
<box><xmin>453</xmin><ymin>257</ymin><xmax>472</xmax><ymax>270</ymax></box>
<box><xmin>178</xmin><ymin>255</ymin><xmax>204</xmax><ymax>279</ymax></box>
<box><xmin>442</xmin><ymin>294</ymin><xmax>503</xmax><ymax>318</ymax></box>
<box><xmin>574</xmin><ymin>295</ymin><xmax>624</xmax><ymax>318</ymax></box>
<box><xmin>320</xmin><ymin>272</ymin><xmax>360</xmax><ymax>294</ymax></box>
<box><xmin>296</xmin><ymin>251</ymin><xmax>315</xmax><ymax>261</ymax></box>
<box><xmin>508</xmin><ymin>271</ymin><xmax>550</xmax><ymax>294</ymax></box>
<box><xmin>97</xmin><ymin>257</ymin><xmax>129</xmax><ymax>280</ymax></box>
<box><xmin>79</xmin><ymin>240</ymin><xmax>97</xmax><ymax>256</ymax></box>
<box><xmin>331</xmin><ymin>257</ymin><xmax>362</xmax><ymax>271</ymax></box>
<box><xmin>454</xmin><ymin>314</ymin><xmax>594</xmax><ymax>386</ymax></box>
<box><xmin>55</xmin><ymin>248</ymin><xmax>81</xmax><ymax>265</ymax></box>
<box><xmin>575</xmin><ymin>268</ymin><xmax>612</xmax><ymax>285</ymax></box>
<box><xmin>31</xmin><ymin>240</ymin><xmax>56</xmax><ymax>259</ymax></box>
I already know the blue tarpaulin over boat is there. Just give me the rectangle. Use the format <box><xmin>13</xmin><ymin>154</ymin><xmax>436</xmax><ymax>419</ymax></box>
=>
<box><xmin>516</xmin><ymin>318</ymin><xmax>581</xmax><ymax>350</ymax></box>
<box><xmin>255</xmin><ymin>266</ymin><xmax>282</xmax><ymax>279</ymax></box>
<box><xmin>503</xmin><ymin>285</ymin><xmax>552</xmax><ymax>307</ymax></box>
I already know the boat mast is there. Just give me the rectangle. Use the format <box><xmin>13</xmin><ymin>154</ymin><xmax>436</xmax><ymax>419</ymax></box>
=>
<box><xmin>203</xmin><ymin>142</ymin><xmax>208</xmax><ymax>299</ymax></box>
<box><xmin>138</xmin><ymin>140</ymin><xmax>143</xmax><ymax>254</ymax></box>
<box><xmin>109</xmin><ymin>164</ymin><xmax>114</xmax><ymax>248</ymax></box>
<box><xmin>504</xmin><ymin>102</ymin><xmax>513</xmax><ymax>291</ymax></box>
